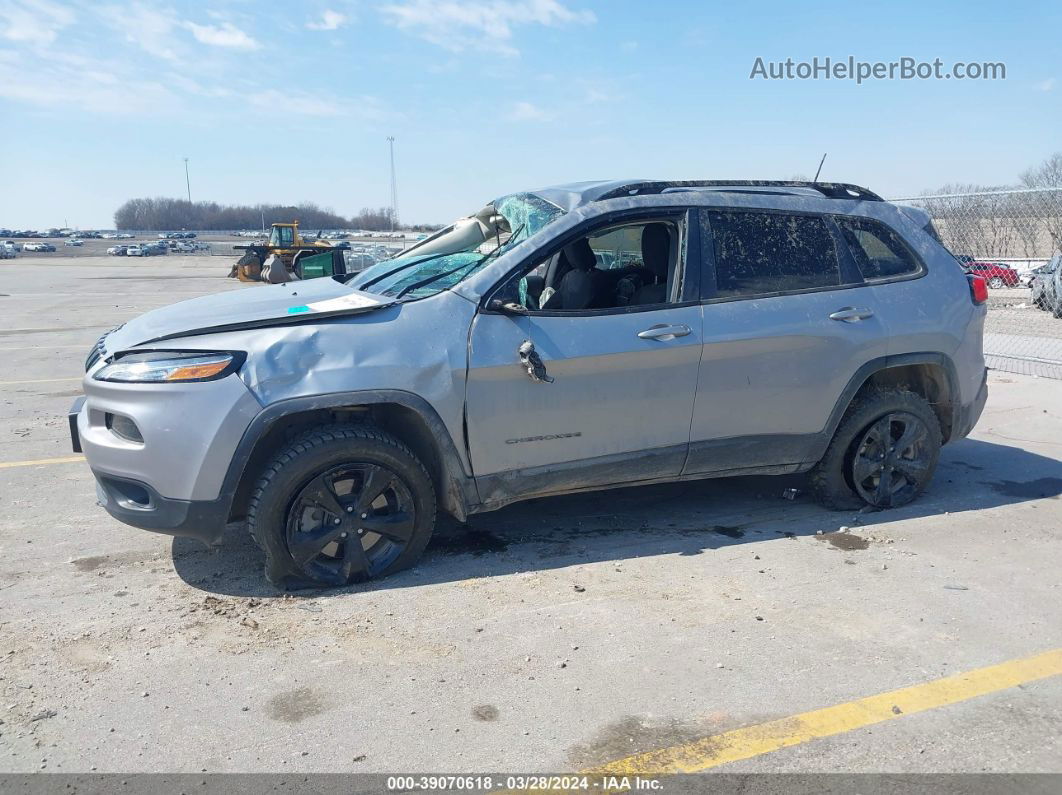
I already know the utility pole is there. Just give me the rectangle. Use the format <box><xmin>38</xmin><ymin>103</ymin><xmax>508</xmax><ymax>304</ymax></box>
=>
<box><xmin>387</xmin><ymin>136</ymin><xmax>398</xmax><ymax>232</ymax></box>
<box><xmin>183</xmin><ymin>157</ymin><xmax>192</xmax><ymax>204</ymax></box>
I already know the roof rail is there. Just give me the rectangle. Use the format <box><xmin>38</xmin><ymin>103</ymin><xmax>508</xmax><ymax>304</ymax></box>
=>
<box><xmin>594</xmin><ymin>180</ymin><xmax>884</xmax><ymax>203</ymax></box>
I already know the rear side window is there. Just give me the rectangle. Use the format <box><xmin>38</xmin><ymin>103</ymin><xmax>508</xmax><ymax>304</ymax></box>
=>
<box><xmin>706</xmin><ymin>211</ymin><xmax>840</xmax><ymax>298</ymax></box>
<box><xmin>836</xmin><ymin>217</ymin><xmax>921</xmax><ymax>280</ymax></box>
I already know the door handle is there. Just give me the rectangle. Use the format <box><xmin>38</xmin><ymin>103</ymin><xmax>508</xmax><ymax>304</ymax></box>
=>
<box><xmin>829</xmin><ymin>307</ymin><xmax>875</xmax><ymax>323</ymax></box>
<box><xmin>637</xmin><ymin>323</ymin><xmax>692</xmax><ymax>340</ymax></box>
<box><xmin>517</xmin><ymin>340</ymin><xmax>553</xmax><ymax>383</ymax></box>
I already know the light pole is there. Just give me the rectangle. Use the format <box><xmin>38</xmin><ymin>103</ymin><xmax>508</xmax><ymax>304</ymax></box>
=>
<box><xmin>183</xmin><ymin>157</ymin><xmax>192</xmax><ymax>204</ymax></box>
<box><xmin>386</xmin><ymin>137</ymin><xmax>398</xmax><ymax>232</ymax></box>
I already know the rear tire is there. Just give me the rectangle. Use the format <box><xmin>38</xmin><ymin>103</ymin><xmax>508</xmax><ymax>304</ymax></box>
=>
<box><xmin>247</xmin><ymin>424</ymin><xmax>436</xmax><ymax>589</ymax></box>
<box><xmin>988</xmin><ymin>277</ymin><xmax>1004</xmax><ymax>289</ymax></box>
<box><xmin>810</xmin><ymin>388</ymin><xmax>941</xmax><ymax>511</ymax></box>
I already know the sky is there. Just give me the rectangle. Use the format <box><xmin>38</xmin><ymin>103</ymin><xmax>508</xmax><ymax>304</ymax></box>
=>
<box><xmin>0</xmin><ymin>0</ymin><xmax>1059</xmax><ymax>229</ymax></box>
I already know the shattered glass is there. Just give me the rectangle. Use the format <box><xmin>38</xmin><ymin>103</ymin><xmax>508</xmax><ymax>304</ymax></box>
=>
<box><xmin>493</xmin><ymin>192</ymin><xmax>564</xmax><ymax>239</ymax></box>
<box><xmin>348</xmin><ymin>193</ymin><xmax>565</xmax><ymax>300</ymax></box>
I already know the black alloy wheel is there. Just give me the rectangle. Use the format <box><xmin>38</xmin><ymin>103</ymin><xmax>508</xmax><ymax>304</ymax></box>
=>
<box><xmin>285</xmin><ymin>463</ymin><xmax>416</xmax><ymax>584</ymax></box>
<box><xmin>849</xmin><ymin>412</ymin><xmax>933</xmax><ymax>508</ymax></box>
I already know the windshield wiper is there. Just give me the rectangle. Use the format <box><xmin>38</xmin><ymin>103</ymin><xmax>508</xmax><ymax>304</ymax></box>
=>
<box><xmin>351</xmin><ymin>250</ymin><xmax>455</xmax><ymax>291</ymax></box>
<box><xmin>392</xmin><ymin>259</ymin><xmax>481</xmax><ymax>300</ymax></box>
<box><xmin>393</xmin><ymin>223</ymin><xmax>526</xmax><ymax>300</ymax></box>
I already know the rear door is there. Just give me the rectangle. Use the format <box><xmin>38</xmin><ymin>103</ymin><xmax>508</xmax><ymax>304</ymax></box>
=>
<box><xmin>465</xmin><ymin>212</ymin><xmax>703</xmax><ymax>504</ymax></box>
<box><xmin>832</xmin><ymin>215</ymin><xmax>942</xmax><ymax>360</ymax></box>
<box><xmin>686</xmin><ymin>208</ymin><xmax>887</xmax><ymax>474</ymax></box>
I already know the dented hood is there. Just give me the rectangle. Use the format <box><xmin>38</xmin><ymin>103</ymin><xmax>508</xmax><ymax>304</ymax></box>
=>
<box><xmin>106</xmin><ymin>277</ymin><xmax>393</xmax><ymax>350</ymax></box>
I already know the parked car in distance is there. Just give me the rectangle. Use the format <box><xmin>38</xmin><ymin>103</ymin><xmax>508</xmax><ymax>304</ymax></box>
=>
<box><xmin>107</xmin><ymin>245</ymin><xmax>128</xmax><ymax>256</ymax></box>
<box><xmin>117</xmin><ymin>233</ymin><xmax>135</xmax><ymax>239</ymax></box>
<box><xmin>1037</xmin><ymin>255</ymin><xmax>1062</xmax><ymax>317</ymax></box>
<box><xmin>65</xmin><ymin>239</ymin><xmax>84</xmax><ymax>247</ymax></box>
<box><xmin>125</xmin><ymin>245</ymin><xmax>144</xmax><ymax>257</ymax></box>
<box><xmin>0</xmin><ymin>243</ymin><xmax>16</xmax><ymax>259</ymax></box>
<box><xmin>1029</xmin><ymin>259</ymin><xmax>1056</xmax><ymax>308</ymax></box>
<box><xmin>24</xmin><ymin>242</ymin><xmax>57</xmax><ymax>252</ymax></box>
<box><xmin>71</xmin><ymin>179</ymin><xmax>989</xmax><ymax>589</ymax></box>
<box><xmin>965</xmin><ymin>261</ymin><xmax>1018</xmax><ymax>288</ymax></box>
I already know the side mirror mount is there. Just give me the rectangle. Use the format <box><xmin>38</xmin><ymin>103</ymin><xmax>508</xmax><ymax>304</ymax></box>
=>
<box><xmin>487</xmin><ymin>298</ymin><xmax>528</xmax><ymax>315</ymax></box>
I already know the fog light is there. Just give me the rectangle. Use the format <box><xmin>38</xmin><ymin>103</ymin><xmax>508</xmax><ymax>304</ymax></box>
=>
<box><xmin>106</xmin><ymin>413</ymin><xmax>144</xmax><ymax>443</ymax></box>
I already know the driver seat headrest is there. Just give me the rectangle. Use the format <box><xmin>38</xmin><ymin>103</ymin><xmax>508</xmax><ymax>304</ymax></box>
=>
<box><xmin>563</xmin><ymin>238</ymin><xmax>597</xmax><ymax>272</ymax></box>
<box><xmin>641</xmin><ymin>223</ymin><xmax>670</xmax><ymax>280</ymax></box>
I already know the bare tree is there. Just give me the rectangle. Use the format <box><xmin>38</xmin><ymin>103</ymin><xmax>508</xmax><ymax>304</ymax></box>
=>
<box><xmin>915</xmin><ymin>156</ymin><xmax>1062</xmax><ymax>259</ymax></box>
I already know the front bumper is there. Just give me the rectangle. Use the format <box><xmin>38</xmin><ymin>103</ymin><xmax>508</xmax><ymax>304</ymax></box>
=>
<box><xmin>73</xmin><ymin>373</ymin><xmax>260</xmax><ymax>501</ymax></box>
<box><xmin>70</xmin><ymin>369</ymin><xmax>261</xmax><ymax>544</ymax></box>
<box><xmin>91</xmin><ymin>471</ymin><xmax>229</xmax><ymax>545</ymax></box>
<box><xmin>70</xmin><ymin>396</ymin><xmax>230</xmax><ymax>544</ymax></box>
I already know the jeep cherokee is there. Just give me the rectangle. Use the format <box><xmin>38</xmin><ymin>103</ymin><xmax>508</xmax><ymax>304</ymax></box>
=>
<box><xmin>70</xmin><ymin>180</ymin><xmax>989</xmax><ymax>588</ymax></box>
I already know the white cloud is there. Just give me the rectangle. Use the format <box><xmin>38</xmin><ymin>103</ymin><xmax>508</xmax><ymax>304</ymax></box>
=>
<box><xmin>99</xmin><ymin>3</ymin><xmax>181</xmax><ymax>61</ymax></box>
<box><xmin>307</xmin><ymin>9</ymin><xmax>348</xmax><ymax>31</ymax></box>
<box><xmin>248</xmin><ymin>89</ymin><xmax>391</xmax><ymax>122</ymax></box>
<box><xmin>507</xmin><ymin>101</ymin><xmax>552</xmax><ymax>122</ymax></box>
<box><xmin>0</xmin><ymin>0</ymin><xmax>75</xmax><ymax>45</ymax></box>
<box><xmin>183</xmin><ymin>21</ymin><xmax>260</xmax><ymax>50</ymax></box>
<box><xmin>583</xmin><ymin>86</ymin><xmax>612</xmax><ymax>104</ymax></box>
<box><xmin>380</xmin><ymin>0</ymin><xmax>595</xmax><ymax>55</ymax></box>
<box><xmin>1036</xmin><ymin>78</ymin><xmax>1055</xmax><ymax>92</ymax></box>
<box><xmin>166</xmin><ymin>72</ymin><xmax>232</xmax><ymax>99</ymax></box>
<box><xmin>249</xmin><ymin>89</ymin><xmax>345</xmax><ymax>117</ymax></box>
<box><xmin>99</xmin><ymin>6</ymin><xmax>261</xmax><ymax>57</ymax></box>
<box><xmin>0</xmin><ymin>48</ymin><xmax>177</xmax><ymax>114</ymax></box>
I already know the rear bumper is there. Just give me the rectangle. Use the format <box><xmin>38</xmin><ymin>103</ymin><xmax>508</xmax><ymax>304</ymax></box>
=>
<box><xmin>952</xmin><ymin>369</ymin><xmax>988</xmax><ymax>441</ymax></box>
<box><xmin>92</xmin><ymin>471</ymin><xmax>228</xmax><ymax>546</ymax></box>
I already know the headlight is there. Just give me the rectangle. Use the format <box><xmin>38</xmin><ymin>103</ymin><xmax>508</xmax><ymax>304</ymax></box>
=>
<box><xmin>93</xmin><ymin>351</ymin><xmax>243</xmax><ymax>383</ymax></box>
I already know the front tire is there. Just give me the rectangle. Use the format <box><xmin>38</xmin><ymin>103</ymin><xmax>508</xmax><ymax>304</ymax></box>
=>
<box><xmin>810</xmin><ymin>389</ymin><xmax>941</xmax><ymax>511</ymax></box>
<box><xmin>988</xmin><ymin>277</ymin><xmax>1004</xmax><ymax>289</ymax></box>
<box><xmin>247</xmin><ymin>425</ymin><xmax>436</xmax><ymax>589</ymax></box>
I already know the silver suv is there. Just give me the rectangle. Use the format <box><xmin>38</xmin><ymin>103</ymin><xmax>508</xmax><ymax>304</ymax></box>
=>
<box><xmin>70</xmin><ymin>180</ymin><xmax>989</xmax><ymax>588</ymax></box>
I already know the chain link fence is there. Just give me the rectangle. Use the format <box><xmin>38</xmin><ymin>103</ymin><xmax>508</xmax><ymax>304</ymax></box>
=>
<box><xmin>889</xmin><ymin>187</ymin><xmax>1062</xmax><ymax>379</ymax></box>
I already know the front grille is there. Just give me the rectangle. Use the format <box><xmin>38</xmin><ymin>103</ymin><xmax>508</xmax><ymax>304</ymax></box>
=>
<box><xmin>85</xmin><ymin>324</ymin><xmax>123</xmax><ymax>371</ymax></box>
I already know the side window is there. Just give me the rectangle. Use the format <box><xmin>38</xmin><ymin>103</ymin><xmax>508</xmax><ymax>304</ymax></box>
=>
<box><xmin>500</xmin><ymin>218</ymin><xmax>684</xmax><ymax>312</ymax></box>
<box><xmin>707</xmin><ymin>211</ymin><xmax>840</xmax><ymax>298</ymax></box>
<box><xmin>584</xmin><ymin>224</ymin><xmax>648</xmax><ymax>271</ymax></box>
<box><xmin>836</xmin><ymin>217</ymin><xmax>921</xmax><ymax>280</ymax></box>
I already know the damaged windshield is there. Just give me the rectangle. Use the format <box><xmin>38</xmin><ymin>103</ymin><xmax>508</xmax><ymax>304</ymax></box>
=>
<box><xmin>347</xmin><ymin>192</ymin><xmax>564</xmax><ymax>300</ymax></box>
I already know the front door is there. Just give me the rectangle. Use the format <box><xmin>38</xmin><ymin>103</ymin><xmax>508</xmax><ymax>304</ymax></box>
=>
<box><xmin>465</xmin><ymin>214</ymin><xmax>703</xmax><ymax>506</ymax></box>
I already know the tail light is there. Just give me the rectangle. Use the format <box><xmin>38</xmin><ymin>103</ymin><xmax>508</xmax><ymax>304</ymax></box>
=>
<box><xmin>968</xmin><ymin>275</ymin><xmax>988</xmax><ymax>305</ymax></box>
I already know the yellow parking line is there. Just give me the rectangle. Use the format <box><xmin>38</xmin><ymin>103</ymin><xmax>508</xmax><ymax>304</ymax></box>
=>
<box><xmin>585</xmin><ymin>648</ymin><xmax>1062</xmax><ymax>775</ymax></box>
<box><xmin>0</xmin><ymin>455</ymin><xmax>84</xmax><ymax>470</ymax></box>
<box><xmin>0</xmin><ymin>377</ymin><xmax>81</xmax><ymax>385</ymax></box>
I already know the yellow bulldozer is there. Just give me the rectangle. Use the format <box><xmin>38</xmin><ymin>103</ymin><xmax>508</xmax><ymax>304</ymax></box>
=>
<box><xmin>228</xmin><ymin>222</ymin><xmax>347</xmax><ymax>283</ymax></box>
